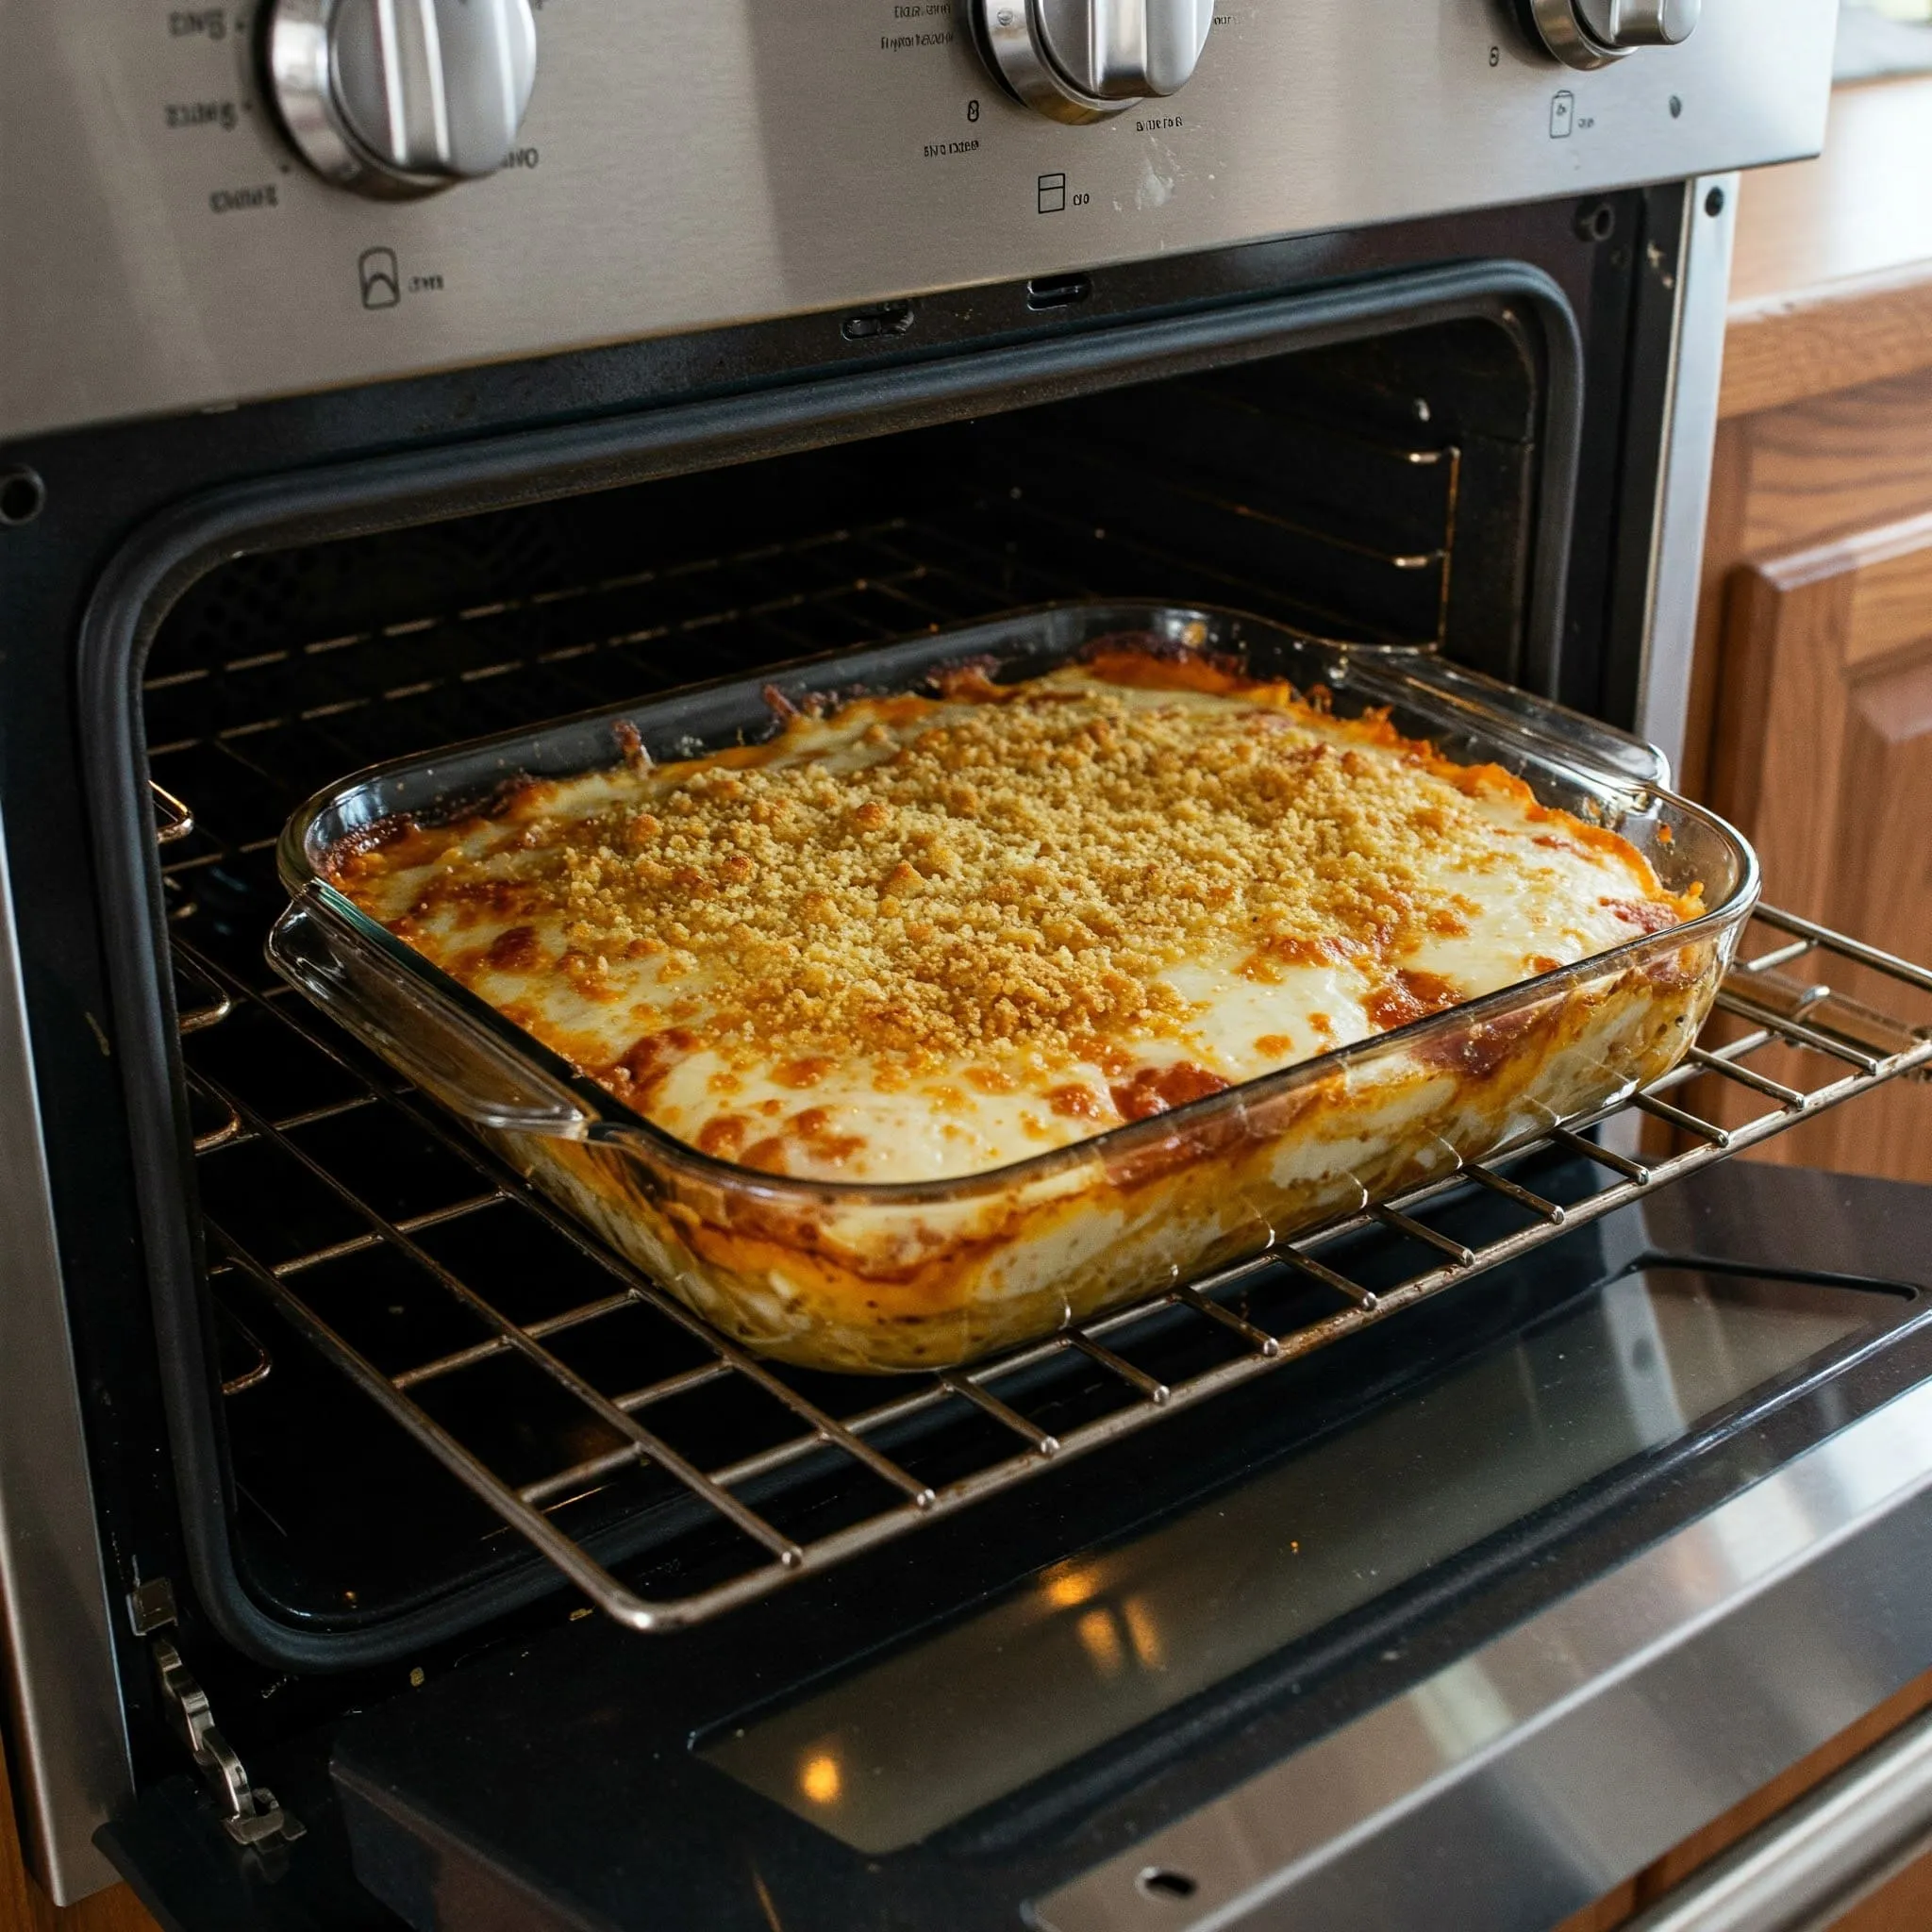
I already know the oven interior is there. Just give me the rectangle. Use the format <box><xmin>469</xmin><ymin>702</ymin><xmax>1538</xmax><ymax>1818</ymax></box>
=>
<box><xmin>145</xmin><ymin>315</ymin><xmax>1557</xmax><ymax>1662</ymax></box>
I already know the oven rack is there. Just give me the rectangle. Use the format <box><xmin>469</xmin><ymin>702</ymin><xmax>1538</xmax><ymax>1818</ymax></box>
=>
<box><xmin>168</xmin><ymin>904</ymin><xmax>1932</xmax><ymax>1633</ymax></box>
<box><xmin>139</xmin><ymin>499</ymin><xmax>1907</xmax><ymax>1637</ymax></box>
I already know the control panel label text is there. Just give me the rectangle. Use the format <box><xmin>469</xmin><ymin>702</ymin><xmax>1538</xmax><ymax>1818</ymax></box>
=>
<box><xmin>208</xmin><ymin>182</ymin><xmax>278</xmax><ymax>213</ymax></box>
<box><xmin>166</xmin><ymin>100</ymin><xmax>240</xmax><ymax>131</ymax></box>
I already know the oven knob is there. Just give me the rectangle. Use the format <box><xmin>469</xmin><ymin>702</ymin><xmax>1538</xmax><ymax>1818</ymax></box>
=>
<box><xmin>265</xmin><ymin>0</ymin><xmax>538</xmax><ymax>197</ymax></box>
<box><xmin>1524</xmin><ymin>0</ymin><xmax>1701</xmax><ymax>69</ymax></box>
<box><xmin>969</xmin><ymin>0</ymin><xmax>1214</xmax><ymax>125</ymax></box>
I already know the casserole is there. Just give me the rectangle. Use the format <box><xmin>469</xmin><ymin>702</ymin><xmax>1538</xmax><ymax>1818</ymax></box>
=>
<box><xmin>271</xmin><ymin>603</ymin><xmax>1757</xmax><ymax>1372</ymax></box>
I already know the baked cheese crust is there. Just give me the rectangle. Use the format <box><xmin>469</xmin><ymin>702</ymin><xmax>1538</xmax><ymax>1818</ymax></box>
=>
<box><xmin>331</xmin><ymin>639</ymin><xmax>1699</xmax><ymax>1187</ymax></box>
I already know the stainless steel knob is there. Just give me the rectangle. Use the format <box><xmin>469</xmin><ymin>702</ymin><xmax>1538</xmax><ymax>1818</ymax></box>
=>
<box><xmin>970</xmin><ymin>0</ymin><xmax>1214</xmax><ymax>125</ymax></box>
<box><xmin>266</xmin><ymin>0</ymin><xmax>537</xmax><ymax>197</ymax></box>
<box><xmin>1525</xmin><ymin>0</ymin><xmax>1701</xmax><ymax>69</ymax></box>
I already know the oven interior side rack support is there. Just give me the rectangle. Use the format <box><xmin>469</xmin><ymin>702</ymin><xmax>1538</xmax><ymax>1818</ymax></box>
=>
<box><xmin>164</xmin><ymin>874</ymin><xmax>1932</xmax><ymax>1636</ymax></box>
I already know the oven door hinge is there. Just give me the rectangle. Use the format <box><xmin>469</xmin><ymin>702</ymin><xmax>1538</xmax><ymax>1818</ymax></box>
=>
<box><xmin>135</xmin><ymin>1582</ymin><xmax>305</xmax><ymax>1849</ymax></box>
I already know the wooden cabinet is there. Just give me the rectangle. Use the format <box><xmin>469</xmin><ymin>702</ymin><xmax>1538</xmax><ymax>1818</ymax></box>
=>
<box><xmin>1701</xmin><ymin>487</ymin><xmax>1932</xmax><ymax>1179</ymax></box>
<box><xmin>1682</xmin><ymin>81</ymin><xmax>1932</xmax><ymax>1182</ymax></box>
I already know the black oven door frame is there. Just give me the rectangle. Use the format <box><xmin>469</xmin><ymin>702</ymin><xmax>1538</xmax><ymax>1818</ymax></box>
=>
<box><xmin>76</xmin><ymin>257</ymin><xmax>1585</xmax><ymax>1675</ymax></box>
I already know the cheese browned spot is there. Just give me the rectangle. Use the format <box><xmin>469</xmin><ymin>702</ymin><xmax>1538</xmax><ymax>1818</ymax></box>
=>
<box><xmin>329</xmin><ymin>641</ymin><xmax>1700</xmax><ymax>1183</ymax></box>
<box><xmin>1108</xmin><ymin>1061</ymin><xmax>1232</xmax><ymax>1123</ymax></box>
<box><xmin>1363</xmin><ymin>969</ymin><xmax>1462</xmax><ymax>1032</ymax></box>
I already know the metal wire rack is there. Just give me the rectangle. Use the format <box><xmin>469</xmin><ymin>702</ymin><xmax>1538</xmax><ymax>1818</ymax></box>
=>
<box><xmin>146</xmin><ymin>484</ymin><xmax>1931</xmax><ymax>1638</ymax></box>
<box><xmin>168</xmin><ymin>902</ymin><xmax>1932</xmax><ymax>1633</ymax></box>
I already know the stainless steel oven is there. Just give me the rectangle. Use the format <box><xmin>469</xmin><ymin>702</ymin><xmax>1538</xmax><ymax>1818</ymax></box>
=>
<box><xmin>12</xmin><ymin>5</ymin><xmax>1932</xmax><ymax>1929</ymax></box>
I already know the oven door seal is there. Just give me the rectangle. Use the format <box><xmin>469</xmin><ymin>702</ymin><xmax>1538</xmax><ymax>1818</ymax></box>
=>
<box><xmin>75</xmin><ymin>258</ymin><xmax>1583</xmax><ymax>1671</ymax></box>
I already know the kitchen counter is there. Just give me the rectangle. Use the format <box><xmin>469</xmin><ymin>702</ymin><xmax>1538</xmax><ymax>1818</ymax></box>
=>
<box><xmin>1724</xmin><ymin>75</ymin><xmax>1932</xmax><ymax>416</ymax></box>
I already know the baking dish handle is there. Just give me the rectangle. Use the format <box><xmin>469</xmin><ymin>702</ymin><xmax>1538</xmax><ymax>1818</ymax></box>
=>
<box><xmin>1388</xmin><ymin>656</ymin><xmax>1673</xmax><ymax>789</ymax></box>
<box><xmin>267</xmin><ymin>893</ymin><xmax>595</xmax><ymax>1139</ymax></box>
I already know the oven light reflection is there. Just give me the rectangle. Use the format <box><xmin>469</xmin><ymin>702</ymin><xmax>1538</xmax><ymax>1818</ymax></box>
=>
<box><xmin>1058</xmin><ymin>1571</ymin><xmax>1168</xmax><ymax>1679</ymax></box>
<box><xmin>798</xmin><ymin>1751</ymin><xmax>842</xmax><ymax>1806</ymax></box>
<box><xmin>1041</xmin><ymin>1561</ymin><xmax>1102</xmax><ymax>1608</ymax></box>
<box><xmin>1076</xmin><ymin>1608</ymin><xmax>1124</xmax><ymax>1677</ymax></box>
<box><xmin>1123</xmin><ymin>1596</ymin><xmax>1164</xmax><ymax>1671</ymax></box>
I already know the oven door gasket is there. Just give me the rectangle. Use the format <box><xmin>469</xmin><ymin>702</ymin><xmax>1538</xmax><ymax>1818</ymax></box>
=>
<box><xmin>76</xmin><ymin>258</ymin><xmax>1583</xmax><ymax>1671</ymax></box>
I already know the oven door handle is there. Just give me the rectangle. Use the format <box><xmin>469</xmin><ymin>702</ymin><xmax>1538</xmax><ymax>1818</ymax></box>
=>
<box><xmin>266</xmin><ymin>892</ymin><xmax>595</xmax><ymax>1139</ymax></box>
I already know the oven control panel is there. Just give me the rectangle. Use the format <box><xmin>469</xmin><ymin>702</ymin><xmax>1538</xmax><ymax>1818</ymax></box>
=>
<box><xmin>0</xmin><ymin>0</ymin><xmax>1833</xmax><ymax>441</ymax></box>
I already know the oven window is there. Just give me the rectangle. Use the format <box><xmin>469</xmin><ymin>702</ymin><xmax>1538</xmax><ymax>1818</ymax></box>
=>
<box><xmin>699</xmin><ymin>1265</ymin><xmax>1894</xmax><ymax>1855</ymax></box>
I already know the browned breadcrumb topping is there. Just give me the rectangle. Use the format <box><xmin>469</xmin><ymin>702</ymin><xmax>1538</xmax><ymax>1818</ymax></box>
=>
<box><xmin>336</xmin><ymin>652</ymin><xmax>1670</xmax><ymax>1078</ymax></box>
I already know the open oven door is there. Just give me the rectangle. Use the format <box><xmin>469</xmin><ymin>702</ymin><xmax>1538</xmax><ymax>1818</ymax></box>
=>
<box><xmin>101</xmin><ymin>1158</ymin><xmax>1932</xmax><ymax>1932</ymax></box>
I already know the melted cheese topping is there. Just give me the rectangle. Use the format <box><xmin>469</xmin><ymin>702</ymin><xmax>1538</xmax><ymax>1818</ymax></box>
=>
<box><xmin>331</xmin><ymin>642</ymin><xmax>1697</xmax><ymax>1184</ymax></box>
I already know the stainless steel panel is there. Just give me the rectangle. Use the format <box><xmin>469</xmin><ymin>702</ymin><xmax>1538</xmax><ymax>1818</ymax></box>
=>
<box><xmin>1030</xmin><ymin>1373</ymin><xmax>1932</xmax><ymax>1932</ymax></box>
<box><xmin>0</xmin><ymin>804</ymin><xmax>132</xmax><ymax>1905</ymax></box>
<box><xmin>1636</xmin><ymin>169</ymin><xmax>1737</xmax><ymax>778</ymax></box>
<box><xmin>0</xmin><ymin>0</ymin><xmax>1833</xmax><ymax>439</ymax></box>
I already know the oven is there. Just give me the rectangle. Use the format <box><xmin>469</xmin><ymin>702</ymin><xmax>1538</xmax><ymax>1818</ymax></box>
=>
<box><xmin>10</xmin><ymin>4</ymin><xmax>1932</xmax><ymax>1929</ymax></box>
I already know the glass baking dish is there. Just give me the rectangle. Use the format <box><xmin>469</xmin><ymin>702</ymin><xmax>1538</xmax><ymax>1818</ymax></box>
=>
<box><xmin>269</xmin><ymin>602</ymin><xmax>1758</xmax><ymax>1374</ymax></box>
